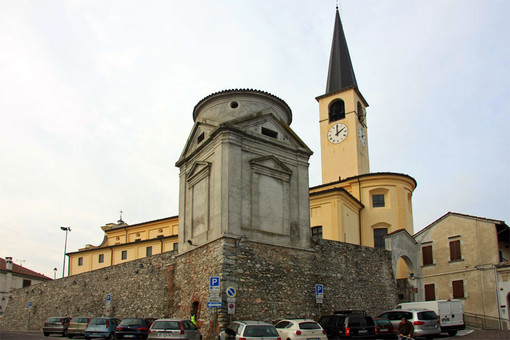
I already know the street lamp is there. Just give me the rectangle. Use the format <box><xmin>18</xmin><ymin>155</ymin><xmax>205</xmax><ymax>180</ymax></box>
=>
<box><xmin>60</xmin><ymin>227</ymin><xmax>71</xmax><ymax>278</ymax></box>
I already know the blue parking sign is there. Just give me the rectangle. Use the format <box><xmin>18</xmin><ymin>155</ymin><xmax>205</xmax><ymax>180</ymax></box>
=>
<box><xmin>315</xmin><ymin>284</ymin><xmax>324</xmax><ymax>296</ymax></box>
<box><xmin>209</xmin><ymin>276</ymin><xmax>220</xmax><ymax>288</ymax></box>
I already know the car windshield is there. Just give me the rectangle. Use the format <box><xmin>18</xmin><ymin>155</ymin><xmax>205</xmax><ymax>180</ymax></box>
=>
<box><xmin>120</xmin><ymin>319</ymin><xmax>146</xmax><ymax>326</ymax></box>
<box><xmin>152</xmin><ymin>321</ymin><xmax>180</xmax><ymax>330</ymax></box>
<box><xmin>299</xmin><ymin>322</ymin><xmax>321</xmax><ymax>330</ymax></box>
<box><xmin>418</xmin><ymin>311</ymin><xmax>438</xmax><ymax>320</ymax></box>
<box><xmin>89</xmin><ymin>318</ymin><xmax>108</xmax><ymax>325</ymax></box>
<box><xmin>72</xmin><ymin>318</ymin><xmax>89</xmax><ymax>323</ymax></box>
<box><xmin>243</xmin><ymin>325</ymin><xmax>279</xmax><ymax>337</ymax></box>
<box><xmin>47</xmin><ymin>317</ymin><xmax>62</xmax><ymax>323</ymax></box>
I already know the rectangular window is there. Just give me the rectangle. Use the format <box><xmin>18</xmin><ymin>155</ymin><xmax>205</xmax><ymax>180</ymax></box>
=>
<box><xmin>422</xmin><ymin>245</ymin><xmax>433</xmax><ymax>266</ymax></box>
<box><xmin>146</xmin><ymin>246</ymin><xmax>152</xmax><ymax>257</ymax></box>
<box><xmin>373</xmin><ymin>228</ymin><xmax>388</xmax><ymax>249</ymax></box>
<box><xmin>452</xmin><ymin>280</ymin><xmax>464</xmax><ymax>298</ymax></box>
<box><xmin>173</xmin><ymin>243</ymin><xmax>178</xmax><ymax>251</ymax></box>
<box><xmin>261</xmin><ymin>127</ymin><xmax>278</xmax><ymax>139</ymax></box>
<box><xmin>450</xmin><ymin>240</ymin><xmax>462</xmax><ymax>261</ymax></box>
<box><xmin>98</xmin><ymin>254</ymin><xmax>104</xmax><ymax>263</ymax></box>
<box><xmin>197</xmin><ymin>132</ymin><xmax>205</xmax><ymax>144</ymax></box>
<box><xmin>424</xmin><ymin>284</ymin><xmax>435</xmax><ymax>301</ymax></box>
<box><xmin>372</xmin><ymin>194</ymin><xmax>385</xmax><ymax>208</ymax></box>
<box><xmin>311</xmin><ymin>226</ymin><xmax>323</xmax><ymax>241</ymax></box>
<box><xmin>22</xmin><ymin>279</ymin><xmax>31</xmax><ymax>287</ymax></box>
<box><xmin>121</xmin><ymin>250</ymin><xmax>127</xmax><ymax>260</ymax></box>
<box><xmin>78</xmin><ymin>257</ymin><xmax>83</xmax><ymax>266</ymax></box>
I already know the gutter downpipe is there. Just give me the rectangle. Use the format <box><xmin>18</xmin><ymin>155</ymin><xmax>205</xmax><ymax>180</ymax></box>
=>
<box><xmin>492</xmin><ymin>265</ymin><xmax>503</xmax><ymax>330</ymax></box>
<box><xmin>358</xmin><ymin>177</ymin><xmax>362</xmax><ymax>245</ymax></box>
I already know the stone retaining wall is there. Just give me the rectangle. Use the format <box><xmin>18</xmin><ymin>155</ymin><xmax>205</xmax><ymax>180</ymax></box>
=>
<box><xmin>0</xmin><ymin>238</ymin><xmax>397</xmax><ymax>339</ymax></box>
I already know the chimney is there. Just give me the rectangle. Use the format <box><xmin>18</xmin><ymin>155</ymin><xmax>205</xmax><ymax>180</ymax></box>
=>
<box><xmin>5</xmin><ymin>257</ymin><xmax>13</xmax><ymax>271</ymax></box>
<box><xmin>5</xmin><ymin>257</ymin><xmax>13</xmax><ymax>293</ymax></box>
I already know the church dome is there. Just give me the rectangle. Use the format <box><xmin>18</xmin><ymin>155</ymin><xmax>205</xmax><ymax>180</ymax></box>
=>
<box><xmin>192</xmin><ymin>89</ymin><xmax>292</xmax><ymax>125</ymax></box>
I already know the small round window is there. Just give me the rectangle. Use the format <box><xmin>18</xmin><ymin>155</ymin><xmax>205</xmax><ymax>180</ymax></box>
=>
<box><xmin>230</xmin><ymin>101</ymin><xmax>239</xmax><ymax>109</ymax></box>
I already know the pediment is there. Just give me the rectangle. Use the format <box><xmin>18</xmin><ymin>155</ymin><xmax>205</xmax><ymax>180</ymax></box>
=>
<box><xmin>234</xmin><ymin>112</ymin><xmax>309</xmax><ymax>150</ymax></box>
<box><xmin>249</xmin><ymin>155</ymin><xmax>292</xmax><ymax>178</ymax></box>
<box><xmin>177</xmin><ymin>122</ymin><xmax>215</xmax><ymax>165</ymax></box>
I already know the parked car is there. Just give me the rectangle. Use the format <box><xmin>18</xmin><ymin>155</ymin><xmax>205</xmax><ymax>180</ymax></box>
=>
<box><xmin>219</xmin><ymin>320</ymin><xmax>280</xmax><ymax>340</ymax></box>
<box><xmin>396</xmin><ymin>300</ymin><xmax>465</xmax><ymax>336</ymax></box>
<box><xmin>373</xmin><ymin>318</ymin><xmax>397</xmax><ymax>339</ymax></box>
<box><xmin>68</xmin><ymin>317</ymin><xmax>91</xmax><ymax>338</ymax></box>
<box><xmin>43</xmin><ymin>316</ymin><xmax>71</xmax><ymax>337</ymax></box>
<box><xmin>274</xmin><ymin>319</ymin><xmax>327</xmax><ymax>340</ymax></box>
<box><xmin>377</xmin><ymin>309</ymin><xmax>440</xmax><ymax>338</ymax></box>
<box><xmin>84</xmin><ymin>317</ymin><xmax>121</xmax><ymax>340</ymax></box>
<box><xmin>116</xmin><ymin>318</ymin><xmax>152</xmax><ymax>339</ymax></box>
<box><xmin>318</xmin><ymin>311</ymin><xmax>376</xmax><ymax>339</ymax></box>
<box><xmin>148</xmin><ymin>318</ymin><xmax>201</xmax><ymax>340</ymax></box>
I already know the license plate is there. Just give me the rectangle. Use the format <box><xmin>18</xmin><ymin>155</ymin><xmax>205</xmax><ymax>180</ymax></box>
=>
<box><xmin>379</xmin><ymin>328</ymin><xmax>387</xmax><ymax>332</ymax></box>
<box><xmin>308</xmin><ymin>338</ymin><xmax>320</xmax><ymax>340</ymax></box>
<box><xmin>125</xmin><ymin>335</ymin><xmax>136</xmax><ymax>338</ymax></box>
<box><xmin>359</xmin><ymin>330</ymin><xmax>368</xmax><ymax>334</ymax></box>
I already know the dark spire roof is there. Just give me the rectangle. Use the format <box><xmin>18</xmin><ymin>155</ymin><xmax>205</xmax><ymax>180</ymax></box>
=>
<box><xmin>325</xmin><ymin>9</ymin><xmax>358</xmax><ymax>95</ymax></box>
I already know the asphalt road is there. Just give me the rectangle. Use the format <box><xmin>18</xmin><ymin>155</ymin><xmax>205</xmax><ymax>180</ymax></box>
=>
<box><xmin>1</xmin><ymin>328</ymin><xmax>508</xmax><ymax>340</ymax></box>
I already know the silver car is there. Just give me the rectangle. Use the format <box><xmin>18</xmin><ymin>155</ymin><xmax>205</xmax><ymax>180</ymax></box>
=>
<box><xmin>148</xmin><ymin>318</ymin><xmax>201</xmax><ymax>339</ymax></box>
<box><xmin>377</xmin><ymin>309</ymin><xmax>441</xmax><ymax>338</ymax></box>
<box><xmin>219</xmin><ymin>321</ymin><xmax>280</xmax><ymax>340</ymax></box>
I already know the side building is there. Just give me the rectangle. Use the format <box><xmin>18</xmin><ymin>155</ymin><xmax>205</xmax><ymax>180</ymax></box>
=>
<box><xmin>414</xmin><ymin>212</ymin><xmax>510</xmax><ymax>329</ymax></box>
<box><xmin>0</xmin><ymin>257</ymin><xmax>51</xmax><ymax>316</ymax></box>
<box><xmin>68</xmin><ymin>216</ymin><xmax>178</xmax><ymax>276</ymax></box>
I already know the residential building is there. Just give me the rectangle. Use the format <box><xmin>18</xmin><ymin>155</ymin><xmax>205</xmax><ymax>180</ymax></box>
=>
<box><xmin>414</xmin><ymin>212</ymin><xmax>510</xmax><ymax>328</ymax></box>
<box><xmin>0</xmin><ymin>257</ymin><xmax>51</xmax><ymax>315</ymax></box>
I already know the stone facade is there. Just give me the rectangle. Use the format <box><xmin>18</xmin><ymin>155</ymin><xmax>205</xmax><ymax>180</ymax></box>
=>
<box><xmin>0</xmin><ymin>237</ymin><xmax>397</xmax><ymax>339</ymax></box>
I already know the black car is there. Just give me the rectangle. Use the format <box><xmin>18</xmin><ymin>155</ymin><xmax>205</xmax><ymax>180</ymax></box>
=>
<box><xmin>318</xmin><ymin>311</ymin><xmax>376</xmax><ymax>339</ymax></box>
<box><xmin>116</xmin><ymin>318</ymin><xmax>152</xmax><ymax>339</ymax></box>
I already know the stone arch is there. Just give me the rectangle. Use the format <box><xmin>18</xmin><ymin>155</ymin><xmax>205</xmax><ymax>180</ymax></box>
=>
<box><xmin>384</xmin><ymin>229</ymin><xmax>423</xmax><ymax>301</ymax></box>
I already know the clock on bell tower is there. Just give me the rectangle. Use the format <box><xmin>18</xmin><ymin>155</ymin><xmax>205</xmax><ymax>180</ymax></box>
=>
<box><xmin>316</xmin><ymin>9</ymin><xmax>370</xmax><ymax>184</ymax></box>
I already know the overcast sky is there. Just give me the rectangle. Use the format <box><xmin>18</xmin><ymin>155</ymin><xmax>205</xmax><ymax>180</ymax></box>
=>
<box><xmin>1</xmin><ymin>0</ymin><xmax>508</xmax><ymax>278</ymax></box>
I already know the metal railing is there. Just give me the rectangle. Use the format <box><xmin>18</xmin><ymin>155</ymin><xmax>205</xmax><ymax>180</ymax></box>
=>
<box><xmin>464</xmin><ymin>312</ymin><xmax>509</xmax><ymax>330</ymax></box>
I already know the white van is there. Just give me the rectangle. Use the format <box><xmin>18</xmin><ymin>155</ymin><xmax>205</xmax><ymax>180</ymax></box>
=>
<box><xmin>396</xmin><ymin>300</ymin><xmax>465</xmax><ymax>336</ymax></box>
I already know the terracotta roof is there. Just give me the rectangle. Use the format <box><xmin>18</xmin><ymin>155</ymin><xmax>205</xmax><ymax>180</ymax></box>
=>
<box><xmin>0</xmin><ymin>258</ymin><xmax>52</xmax><ymax>280</ymax></box>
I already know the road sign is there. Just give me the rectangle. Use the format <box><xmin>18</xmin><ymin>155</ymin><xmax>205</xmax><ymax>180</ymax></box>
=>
<box><xmin>210</xmin><ymin>276</ymin><xmax>220</xmax><ymax>288</ymax></box>
<box><xmin>207</xmin><ymin>296</ymin><xmax>222</xmax><ymax>303</ymax></box>
<box><xmin>207</xmin><ymin>302</ymin><xmax>222</xmax><ymax>308</ymax></box>
<box><xmin>227</xmin><ymin>297</ymin><xmax>236</xmax><ymax>303</ymax></box>
<box><xmin>226</xmin><ymin>287</ymin><xmax>237</xmax><ymax>298</ymax></box>
<box><xmin>228</xmin><ymin>302</ymin><xmax>235</xmax><ymax>315</ymax></box>
<box><xmin>106</xmin><ymin>294</ymin><xmax>111</xmax><ymax>301</ymax></box>
<box><xmin>28</xmin><ymin>301</ymin><xmax>32</xmax><ymax>310</ymax></box>
<box><xmin>315</xmin><ymin>284</ymin><xmax>324</xmax><ymax>297</ymax></box>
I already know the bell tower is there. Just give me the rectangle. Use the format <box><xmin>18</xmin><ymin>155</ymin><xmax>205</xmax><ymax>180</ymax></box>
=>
<box><xmin>317</xmin><ymin>9</ymin><xmax>370</xmax><ymax>184</ymax></box>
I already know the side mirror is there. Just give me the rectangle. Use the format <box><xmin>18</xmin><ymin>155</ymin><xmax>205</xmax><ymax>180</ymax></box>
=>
<box><xmin>225</xmin><ymin>328</ymin><xmax>236</xmax><ymax>336</ymax></box>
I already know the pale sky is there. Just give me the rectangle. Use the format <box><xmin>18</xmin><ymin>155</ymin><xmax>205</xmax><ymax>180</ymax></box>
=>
<box><xmin>1</xmin><ymin>0</ymin><xmax>508</xmax><ymax>278</ymax></box>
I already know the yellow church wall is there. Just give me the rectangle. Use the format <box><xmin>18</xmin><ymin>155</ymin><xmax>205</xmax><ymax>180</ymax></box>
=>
<box><xmin>317</xmin><ymin>89</ymin><xmax>369</xmax><ymax>183</ymax></box>
<box><xmin>68</xmin><ymin>216</ymin><xmax>179</xmax><ymax>276</ymax></box>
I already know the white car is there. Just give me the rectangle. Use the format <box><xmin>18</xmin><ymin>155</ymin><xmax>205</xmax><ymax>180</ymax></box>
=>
<box><xmin>219</xmin><ymin>320</ymin><xmax>280</xmax><ymax>340</ymax></box>
<box><xmin>274</xmin><ymin>319</ymin><xmax>327</xmax><ymax>340</ymax></box>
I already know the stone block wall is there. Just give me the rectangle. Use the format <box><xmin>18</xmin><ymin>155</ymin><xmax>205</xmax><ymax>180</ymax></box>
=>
<box><xmin>0</xmin><ymin>238</ymin><xmax>397</xmax><ymax>339</ymax></box>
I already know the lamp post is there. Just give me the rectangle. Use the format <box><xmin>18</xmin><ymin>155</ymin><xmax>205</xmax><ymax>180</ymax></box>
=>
<box><xmin>60</xmin><ymin>227</ymin><xmax>71</xmax><ymax>278</ymax></box>
<box><xmin>53</xmin><ymin>267</ymin><xmax>57</xmax><ymax>279</ymax></box>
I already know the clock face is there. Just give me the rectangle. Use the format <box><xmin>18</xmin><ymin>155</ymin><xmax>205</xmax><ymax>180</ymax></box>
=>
<box><xmin>327</xmin><ymin>123</ymin><xmax>348</xmax><ymax>144</ymax></box>
<box><xmin>359</xmin><ymin>126</ymin><xmax>367</xmax><ymax>147</ymax></box>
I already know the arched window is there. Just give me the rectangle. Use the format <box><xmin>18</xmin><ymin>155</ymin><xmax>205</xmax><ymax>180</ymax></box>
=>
<box><xmin>357</xmin><ymin>102</ymin><xmax>365</xmax><ymax>126</ymax></box>
<box><xmin>329</xmin><ymin>100</ymin><xmax>345</xmax><ymax>122</ymax></box>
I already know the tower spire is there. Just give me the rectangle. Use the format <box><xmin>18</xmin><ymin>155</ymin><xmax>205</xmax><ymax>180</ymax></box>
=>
<box><xmin>325</xmin><ymin>8</ymin><xmax>358</xmax><ymax>96</ymax></box>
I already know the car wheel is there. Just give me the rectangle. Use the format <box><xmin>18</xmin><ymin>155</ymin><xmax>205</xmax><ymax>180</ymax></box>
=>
<box><xmin>447</xmin><ymin>331</ymin><xmax>457</xmax><ymax>336</ymax></box>
<box><xmin>43</xmin><ymin>332</ymin><xmax>49</xmax><ymax>337</ymax></box>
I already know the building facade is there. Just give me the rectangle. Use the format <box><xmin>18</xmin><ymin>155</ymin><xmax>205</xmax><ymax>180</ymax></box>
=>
<box><xmin>0</xmin><ymin>257</ymin><xmax>51</xmax><ymax>316</ymax></box>
<box><xmin>68</xmin><ymin>216</ymin><xmax>178</xmax><ymax>276</ymax></box>
<box><xmin>309</xmin><ymin>9</ymin><xmax>417</xmax><ymax>283</ymax></box>
<box><xmin>414</xmin><ymin>212</ymin><xmax>510</xmax><ymax>329</ymax></box>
